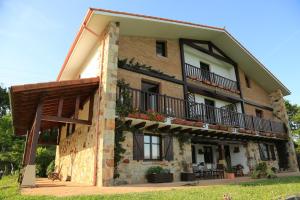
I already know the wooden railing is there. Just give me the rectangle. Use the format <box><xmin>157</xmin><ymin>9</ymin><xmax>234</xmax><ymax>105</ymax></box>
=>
<box><xmin>117</xmin><ymin>86</ymin><xmax>286</xmax><ymax>135</ymax></box>
<box><xmin>185</xmin><ymin>63</ymin><xmax>238</xmax><ymax>92</ymax></box>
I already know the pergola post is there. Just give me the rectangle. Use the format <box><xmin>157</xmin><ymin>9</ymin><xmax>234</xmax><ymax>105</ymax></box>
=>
<box><xmin>21</xmin><ymin>102</ymin><xmax>43</xmax><ymax>187</ymax></box>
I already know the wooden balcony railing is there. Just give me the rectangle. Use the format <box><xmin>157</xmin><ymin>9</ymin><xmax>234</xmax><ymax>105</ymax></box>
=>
<box><xmin>117</xmin><ymin>86</ymin><xmax>287</xmax><ymax>135</ymax></box>
<box><xmin>185</xmin><ymin>63</ymin><xmax>239</xmax><ymax>92</ymax></box>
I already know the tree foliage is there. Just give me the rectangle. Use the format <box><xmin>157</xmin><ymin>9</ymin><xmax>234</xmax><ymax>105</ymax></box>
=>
<box><xmin>36</xmin><ymin>147</ymin><xmax>55</xmax><ymax>177</ymax></box>
<box><xmin>0</xmin><ymin>115</ymin><xmax>24</xmax><ymax>174</ymax></box>
<box><xmin>0</xmin><ymin>85</ymin><xmax>9</xmax><ymax>117</ymax></box>
<box><xmin>285</xmin><ymin>100</ymin><xmax>300</xmax><ymax>135</ymax></box>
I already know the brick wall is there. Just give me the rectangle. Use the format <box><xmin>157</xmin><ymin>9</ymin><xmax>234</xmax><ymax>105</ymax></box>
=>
<box><xmin>118</xmin><ymin>36</ymin><xmax>183</xmax><ymax>80</ymax></box>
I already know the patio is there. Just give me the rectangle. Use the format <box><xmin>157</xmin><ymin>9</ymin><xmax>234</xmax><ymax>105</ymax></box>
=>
<box><xmin>21</xmin><ymin>172</ymin><xmax>300</xmax><ymax>197</ymax></box>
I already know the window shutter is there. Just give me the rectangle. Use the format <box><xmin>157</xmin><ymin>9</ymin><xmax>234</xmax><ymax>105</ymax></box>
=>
<box><xmin>133</xmin><ymin>130</ymin><xmax>144</xmax><ymax>161</ymax></box>
<box><xmin>164</xmin><ymin>135</ymin><xmax>173</xmax><ymax>161</ymax></box>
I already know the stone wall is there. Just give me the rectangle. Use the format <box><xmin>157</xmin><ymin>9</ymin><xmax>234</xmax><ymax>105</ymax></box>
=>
<box><xmin>115</xmin><ymin>131</ymin><xmax>192</xmax><ymax>185</ymax></box>
<box><xmin>55</xmin><ymin>93</ymin><xmax>98</xmax><ymax>185</ymax></box>
<box><xmin>246</xmin><ymin>141</ymin><xmax>279</xmax><ymax>171</ymax></box>
<box><xmin>270</xmin><ymin>89</ymin><xmax>298</xmax><ymax>171</ymax></box>
<box><xmin>95</xmin><ymin>22</ymin><xmax>119</xmax><ymax>186</ymax></box>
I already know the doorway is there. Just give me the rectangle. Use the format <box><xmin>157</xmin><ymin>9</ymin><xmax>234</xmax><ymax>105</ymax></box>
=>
<box><xmin>224</xmin><ymin>145</ymin><xmax>231</xmax><ymax>168</ymax></box>
<box><xmin>205</xmin><ymin>99</ymin><xmax>215</xmax><ymax>124</ymax></box>
<box><xmin>141</xmin><ymin>81</ymin><xmax>159</xmax><ymax>112</ymax></box>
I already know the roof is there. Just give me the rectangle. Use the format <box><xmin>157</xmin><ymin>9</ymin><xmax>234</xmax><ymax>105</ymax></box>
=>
<box><xmin>10</xmin><ymin>77</ymin><xmax>99</xmax><ymax>136</ymax></box>
<box><xmin>57</xmin><ymin>8</ymin><xmax>290</xmax><ymax>96</ymax></box>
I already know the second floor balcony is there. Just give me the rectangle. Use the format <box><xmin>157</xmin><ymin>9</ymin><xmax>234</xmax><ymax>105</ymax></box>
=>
<box><xmin>116</xmin><ymin>86</ymin><xmax>287</xmax><ymax>139</ymax></box>
<box><xmin>185</xmin><ymin>63</ymin><xmax>240</xmax><ymax>94</ymax></box>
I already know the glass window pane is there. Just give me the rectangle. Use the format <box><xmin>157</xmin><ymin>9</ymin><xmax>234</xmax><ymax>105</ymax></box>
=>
<box><xmin>152</xmin><ymin>144</ymin><xmax>160</xmax><ymax>159</ymax></box>
<box><xmin>144</xmin><ymin>135</ymin><xmax>150</xmax><ymax>143</ymax></box>
<box><xmin>152</xmin><ymin>136</ymin><xmax>159</xmax><ymax>144</ymax></box>
<box><xmin>144</xmin><ymin>144</ymin><xmax>150</xmax><ymax>159</ymax></box>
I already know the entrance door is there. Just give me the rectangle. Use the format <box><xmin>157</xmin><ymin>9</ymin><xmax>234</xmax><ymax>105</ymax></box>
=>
<box><xmin>141</xmin><ymin>81</ymin><xmax>159</xmax><ymax>112</ymax></box>
<box><xmin>276</xmin><ymin>142</ymin><xmax>289</xmax><ymax>170</ymax></box>
<box><xmin>200</xmin><ymin>62</ymin><xmax>210</xmax><ymax>81</ymax></box>
<box><xmin>224</xmin><ymin>145</ymin><xmax>231</xmax><ymax>168</ymax></box>
<box><xmin>205</xmin><ymin>99</ymin><xmax>215</xmax><ymax>124</ymax></box>
<box><xmin>204</xmin><ymin>146</ymin><xmax>213</xmax><ymax>164</ymax></box>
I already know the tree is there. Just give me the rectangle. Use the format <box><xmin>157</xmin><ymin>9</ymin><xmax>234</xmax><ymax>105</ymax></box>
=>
<box><xmin>0</xmin><ymin>115</ymin><xmax>24</xmax><ymax>174</ymax></box>
<box><xmin>36</xmin><ymin>147</ymin><xmax>55</xmax><ymax>177</ymax></box>
<box><xmin>285</xmin><ymin>100</ymin><xmax>300</xmax><ymax>136</ymax></box>
<box><xmin>0</xmin><ymin>85</ymin><xmax>9</xmax><ymax>117</ymax></box>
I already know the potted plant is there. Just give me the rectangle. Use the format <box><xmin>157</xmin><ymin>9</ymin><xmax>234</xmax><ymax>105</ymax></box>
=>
<box><xmin>225</xmin><ymin>167</ymin><xmax>235</xmax><ymax>179</ymax></box>
<box><xmin>146</xmin><ymin>166</ymin><xmax>173</xmax><ymax>183</ymax></box>
<box><xmin>180</xmin><ymin>161</ymin><xmax>195</xmax><ymax>181</ymax></box>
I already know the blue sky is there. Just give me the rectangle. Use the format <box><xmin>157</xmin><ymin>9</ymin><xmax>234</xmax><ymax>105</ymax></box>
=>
<box><xmin>0</xmin><ymin>0</ymin><xmax>299</xmax><ymax>104</ymax></box>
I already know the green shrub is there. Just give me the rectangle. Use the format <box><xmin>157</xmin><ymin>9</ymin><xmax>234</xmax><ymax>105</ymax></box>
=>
<box><xmin>146</xmin><ymin>166</ymin><xmax>164</xmax><ymax>175</ymax></box>
<box><xmin>46</xmin><ymin>160</ymin><xmax>55</xmax><ymax>175</ymax></box>
<box><xmin>251</xmin><ymin>162</ymin><xmax>277</xmax><ymax>179</ymax></box>
<box><xmin>36</xmin><ymin>147</ymin><xmax>55</xmax><ymax>177</ymax></box>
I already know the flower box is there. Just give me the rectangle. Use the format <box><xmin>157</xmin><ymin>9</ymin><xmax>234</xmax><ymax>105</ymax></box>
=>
<box><xmin>128</xmin><ymin>113</ymin><xmax>139</xmax><ymax>118</ymax></box>
<box><xmin>139</xmin><ymin>113</ymin><xmax>150</xmax><ymax>120</ymax></box>
<box><xmin>238</xmin><ymin>128</ymin><xmax>247</xmax><ymax>133</ymax></box>
<box><xmin>203</xmin><ymin>80</ymin><xmax>211</xmax><ymax>85</ymax></box>
<box><xmin>208</xmin><ymin>124</ymin><xmax>219</xmax><ymax>130</ymax></box>
<box><xmin>146</xmin><ymin>173</ymin><xmax>174</xmax><ymax>183</ymax></box>
<box><xmin>219</xmin><ymin>125</ymin><xmax>229</xmax><ymax>131</ymax></box>
<box><xmin>180</xmin><ymin>172</ymin><xmax>196</xmax><ymax>182</ymax></box>
<box><xmin>194</xmin><ymin>121</ymin><xmax>204</xmax><ymax>127</ymax></box>
<box><xmin>183</xmin><ymin>120</ymin><xmax>195</xmax><ymax>126</ymax></box>
<box><xmin>171</xmin><ymin>118</ymin><xmax>185</xmax><ymax>125</ymax></box>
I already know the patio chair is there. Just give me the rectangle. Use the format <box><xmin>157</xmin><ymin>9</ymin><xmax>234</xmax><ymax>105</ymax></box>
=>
<box><xmin>48</xmin><ymin>165</ymin><xmax>62</xmax><ymax>181</ymax></box>
<box><xmin>234</xmin><ymin>164</ymin><xmax>244</xmax><ymax>177</ymax></box>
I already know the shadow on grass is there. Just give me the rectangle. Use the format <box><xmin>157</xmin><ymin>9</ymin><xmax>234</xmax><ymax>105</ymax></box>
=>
<box><xmin>236</xmin><ymin>176</ymin><xmax>300</xmax><ymax>187</ymax></box>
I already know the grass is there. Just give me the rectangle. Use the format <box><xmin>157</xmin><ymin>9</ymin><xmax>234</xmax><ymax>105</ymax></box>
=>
<box><xmin>1</xmin><ymin>176</ymin><xmax>300</xmax><ymax>200</ymax></box>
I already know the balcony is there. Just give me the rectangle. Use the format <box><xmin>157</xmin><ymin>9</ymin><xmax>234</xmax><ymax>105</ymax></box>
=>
<box><xmin>116</xmin><ymin>86</ymin><xmax>287</xmax><ymax>139</ymax></box>
<box><xmin>185</xmin><ymin>63</ymin><xmax>239</xmax><ymax>94</ymax></box>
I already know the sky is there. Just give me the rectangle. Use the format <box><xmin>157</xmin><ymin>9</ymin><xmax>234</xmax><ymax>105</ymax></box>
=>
<box><xmin>0</xmin><ymin>0</ymin><xmax>299</xmax><ymax>104</ymax></box>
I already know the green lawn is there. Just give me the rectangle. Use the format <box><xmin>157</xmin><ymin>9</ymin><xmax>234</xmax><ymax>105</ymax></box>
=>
<box><xmin>1</xmin><ymin>176</ymin><xmax>300</xmax><ymax>200</ymax></box>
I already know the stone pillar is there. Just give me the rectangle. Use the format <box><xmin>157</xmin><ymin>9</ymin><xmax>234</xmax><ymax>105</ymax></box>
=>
<box><xmin>270</xmin><ymin>89</ymin><xmax>298</xmax><ymax>171</ymax></box>
<box><xmin>96</xmin><ymin>22</ymin><xmax>120</xmax><ymax>186</ymax></box>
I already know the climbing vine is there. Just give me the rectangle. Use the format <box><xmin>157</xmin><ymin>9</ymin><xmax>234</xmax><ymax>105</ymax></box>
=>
<box><xmin>118</xmin><ymin>58</ymin><xmax>175</xmax><ymax>79</ymax></box>
<box><xmin>174</xmin><ymin>133</ymin><xmax>192</xmax><ymax>154</ymax></box>
<box><xmin>114</xmin><ymin>79</ymin><xmax>133</xmax><ymax>179</ymax></box>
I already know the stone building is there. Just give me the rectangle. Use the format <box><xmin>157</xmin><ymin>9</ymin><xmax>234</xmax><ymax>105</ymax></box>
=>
<box><xmin>10</xmin><ymin>8</ymin><xmax>298</xmax><ymax>187</ymax></box>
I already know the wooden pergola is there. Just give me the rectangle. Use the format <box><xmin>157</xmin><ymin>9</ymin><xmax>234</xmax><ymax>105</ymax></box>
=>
<box><xmin>9</xmin><ymin>77</ymin><xmax>99</xmax><ymax>185</ymax></box>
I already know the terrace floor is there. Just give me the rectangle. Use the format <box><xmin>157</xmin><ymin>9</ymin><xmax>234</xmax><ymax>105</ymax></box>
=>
<box><xmin>21</xmin><ymin>171</ymin><xmax>300</xmax><ymax>197</ymax></box>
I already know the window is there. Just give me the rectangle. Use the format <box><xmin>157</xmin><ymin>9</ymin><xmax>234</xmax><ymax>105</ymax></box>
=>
<box><xmin>144</xmin><ymin>134</ymin><xmax>161</xmax><ymax>160</ymax></box>
<box><xmin>156</xmin><ymin>41</ymin><xmax>167</xmax><ymax>57</ymax></box>
<box><xmin>255</xmin><ymin>109</ymin><xmax>263</xmax><ymax>118</ymax></box>
<box><xmin>245</xmin><ymin>75</ymin><xmax>251</xmax><ymax>88</ymax></box>
<box><xmin>259</xmin><ymin>143</ymin><xmax>276</xmax><ymax>161</ymax></box>
<box><xmin>66</xmin><ymin>124</ymin><xmax>76</xmax><ymax>137</ymax></box>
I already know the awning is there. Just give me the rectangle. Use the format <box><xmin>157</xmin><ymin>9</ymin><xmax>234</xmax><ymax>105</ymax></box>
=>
<box><xmin>9</xmin><ymin>77</ymin><xmax>99</xmax><ymax>136</ymax></box>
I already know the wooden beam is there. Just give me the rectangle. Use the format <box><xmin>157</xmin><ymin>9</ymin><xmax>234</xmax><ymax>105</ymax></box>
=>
<box><xmin>57</xmin><ymin>98</ymin><xmax>63</xmax><ymax>117</ymax></box>
<box><xmin>125</xmin><ymin>120</ymin><xmax>132</xmax><ymax>127</ymax></box>
<box><xmin>158</xmin><ymin>125</ymin><xmax>171</xmax><ymax>132</ymax></box>
<box><xmin>41</xmin><ymin>115</ymin><xmax>91</xmax><ymax>125</ymax></box>
<box><xmin>146</xmin><ymin>123</ymin><xmax>159</xmax><ymax>131</ymax></box>
<box><xmin>88</xmin><ymin>94</ymin><xmax>94</xmax><ymax>122</ymax></box>
<box><xmin>134</xmin><ymin>122</ymin><xmax>146</xmax><ymax>129</ymax></box>
<box><xmin>28</xmin><ymin>102</ymin><xmax>43</xmax><ymax>165</ymax></box>
<box><xmin>74</xmin><ymin>95</ymin><xmax>80</xmax><ymax>119</ymax></box>
<box><xmin>170</xmin><ymin>127</ymin><xmax>182</xmax><ymax>133</ymax></box>
<box><xmin>180</xmin><ymin>128</ymin><xmax>192</xmax><ymax>134</ymax></box>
